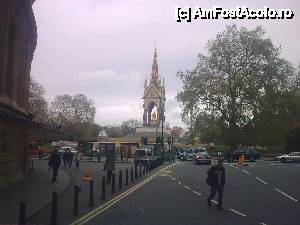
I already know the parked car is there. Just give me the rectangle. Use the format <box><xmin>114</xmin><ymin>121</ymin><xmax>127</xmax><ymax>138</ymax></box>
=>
<box><xmin>179</xmin><ymin>149</ymin><xmax>193</xmax><ymax>161</ymax></box>
<box><xmin>193</xmin><ymin>151</ymin><xmax>211</xmax><ymax>165</ymax></box>
<box><xmin>58</xmin><ymin>146</ymin><xmax>77</xmax><ymax>155</ymax></box>
<box><xmin>225</xmin><ymin>148</ymin><xmax>260</xmax><ymax>162</ymax></box>
<box><xmin>134</xmin><ymin>149</ymin><xmax>153</xmax><ymax>166</ymax></box>
<box><xmin>177</xmin><ymin>149</ymin><xmax>184</xmax><ymax>159</ymax></box>
<box><xmin>275</xmin><ymin>152</ymin><xmax>300</xmax><ymax>163</ymax></box>
<box><xmin>179</xmin><ymin>147</ymin><xmax>206</xmax><ymax>161</ymax></box>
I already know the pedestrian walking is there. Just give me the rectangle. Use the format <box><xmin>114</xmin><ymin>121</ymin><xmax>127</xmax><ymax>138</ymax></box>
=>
<box><xmin>75</xmin><ymin>153</ymin><xmax>80</xmax><ymax>169</ymax></box>
<box><xmin>63</xmin><ymin>150</ymin><xmax>68</xmax><ymax>168</ymax></box>
<box><xmin>120</xmin><ymin>149</ymin><xmax>124</xmax><ymax>162</ymax></box>
<box><xmin>103</xmin><ymin>150</ymin><xmax>115</xmax><ymax>184</ymax></box>
<box><xmin>48</xmin><ymin>150</ymin><xmax>61</xmax><ymax>182</ymax></box>
<box><xmin>206</xmin><ymin>159</ymin><xmax>225</xmax><ymax>210</ymax></box>
<box><xmin>67</xmin><ymin>150</ymin><xmax>73</xmax><ymax>168</ymax></box>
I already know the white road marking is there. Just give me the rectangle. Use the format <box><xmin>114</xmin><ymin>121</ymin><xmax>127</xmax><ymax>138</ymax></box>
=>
<box><xmin>255</xmin><ymin>177</ymin><xmax>268</xmax><ymax>184</ymax></box>
<box><xmin>177</xmin><ymin>181</ymin><xmax>182</xmax><ymax>184</ymax></box>
<box><xmin>184</xmin><ymin>185</ymin><xmax>191</xmax><ymax>190</ymax></box>
<box><xmin>229</xmin><ymin>209</ymin><xmax>247</xmax><ymax>217</ymax></box>
<box><xmin>269</xmin><ymin>163</ymin><xmax>284</xmax><ymax>166</ymax></box>
<box><xmin>275</xmin><ymin>188</ymin><xmax>298</xmax><ymax>202</ymax></box>
<box><xmin>171</xmin><ymin>177</ymin><xmax>176</xmax><ymax>181</ymax></box>
<box><xmin>192</xmin><ymin>191</ymin><xmax>202</xmax><ymax>196</ymax></box>
<box><xmin>241</xmin><ymin>169</ymin><xmax>250</xmax><ymax>175</ymax></box>
<box><xmin>261</xmin><ymin>223</ymin><xmax>267</xmax><ymax>225</ymax></box>
<box><xmin>211</xmin><ymin>200</ymin><xmax>218</xmax><ymax>204</ymax></box>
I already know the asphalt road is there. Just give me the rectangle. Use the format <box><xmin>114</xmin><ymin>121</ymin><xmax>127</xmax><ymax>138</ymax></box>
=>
<box><xmin>74</xmin><ymin>160</ymin><xmax>300</xmax><ymax>225</ymax></box>
<box><xmin>28</xmin><ymin>160</ymin><xmax>300</xmax><ymax>225</ymax></box>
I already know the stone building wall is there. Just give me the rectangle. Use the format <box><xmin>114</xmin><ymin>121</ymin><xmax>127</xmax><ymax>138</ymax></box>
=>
<box><xmin>0</xmin><ymin>0</ymin><xmax>37</xmax><ymax>187</ymax></box>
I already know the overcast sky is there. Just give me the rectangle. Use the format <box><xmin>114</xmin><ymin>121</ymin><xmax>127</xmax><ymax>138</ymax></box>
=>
<box><xmin>31</xmin><ymin>0</ymin><xmax>300</xmax><ymax>128</ymax></box>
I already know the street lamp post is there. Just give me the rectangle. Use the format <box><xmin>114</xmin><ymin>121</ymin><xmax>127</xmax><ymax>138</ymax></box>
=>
<box><xmin>160</xmin><ymin>100</ymin><xmax>164</xmax><ymax>163</ymax></box>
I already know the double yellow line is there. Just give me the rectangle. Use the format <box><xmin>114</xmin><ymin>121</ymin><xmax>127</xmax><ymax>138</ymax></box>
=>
<box><xmin>70</xmin><ymin>164</ymin><xmax>173</xmax><ymax>225</ymax></box>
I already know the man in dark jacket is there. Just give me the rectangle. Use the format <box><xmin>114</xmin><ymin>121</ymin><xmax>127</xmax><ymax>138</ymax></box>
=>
<box><xmin>103</xmin><ymin>149</ymin><xmax>115</xmax><ymax>184</ymax></box>
<box><xmin>207</xmin><ymin>159</ymin><xmax>225</xmax><ymax>209</ymax></box>
<box><xmin>63</xmin><ymin>150</ymin><xmax>68</xmax><ymax>168</ymax></box>
<box><xmin>67</xmin><ymin>150</ymin><xmax>73</xmax><ymax>168</ymax></box>
<box><xmin>48</xmin><ymin>150</ymin><xmax>61</xmax><ymax>182</ymax></box>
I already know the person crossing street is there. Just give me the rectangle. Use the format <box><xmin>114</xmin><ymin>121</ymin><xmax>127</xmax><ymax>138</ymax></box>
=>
<box><xmin>206</xmin><ymin>159</ymin><xmax>225</xmax><ymax>210</ymax></box>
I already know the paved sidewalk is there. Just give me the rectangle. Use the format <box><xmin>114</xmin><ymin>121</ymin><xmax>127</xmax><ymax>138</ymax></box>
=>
<box><xmin>0</xmin><ymin>160</ymin><xmax>69</xmax><ymax>224</ymax></box>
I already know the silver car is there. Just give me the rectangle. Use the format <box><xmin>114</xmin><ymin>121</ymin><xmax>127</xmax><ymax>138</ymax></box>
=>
<box><xmin>275</xmin><ymin>152</ymin><xmax>300</xmax><ymax>163</ymax></box>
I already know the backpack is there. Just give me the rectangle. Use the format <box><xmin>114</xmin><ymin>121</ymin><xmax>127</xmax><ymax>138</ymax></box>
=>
<box><xmin>206</xmin><ymin>169</ymin><xmax>214</xmax><ymax>185</ymax></box>
<box><xmin>206</xmin><ymin>176</ymin><xmax>213</xmax><ymax>185</ymax></box>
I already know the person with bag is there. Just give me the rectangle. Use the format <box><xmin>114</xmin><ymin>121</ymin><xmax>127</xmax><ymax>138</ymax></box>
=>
<box><xmin>48</xmin><ymin>150</ymin><xmax>61</xmax><ymax>182</ymax></box>
<box><xmin>206</xmin><ymin>159</ymin><xmax>225</xmax><ymax>210</ymax></box>
<box><xmin>103</xmin><ymin>149</ymin><xmax>115</xmax><ymax>184</ymax></box>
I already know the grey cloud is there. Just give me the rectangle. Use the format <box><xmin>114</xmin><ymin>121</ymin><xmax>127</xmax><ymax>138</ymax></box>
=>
<box><xmin>31</xmin><ymin>0</ymin><xmax>300</xmax><ymax>128</ymax></box>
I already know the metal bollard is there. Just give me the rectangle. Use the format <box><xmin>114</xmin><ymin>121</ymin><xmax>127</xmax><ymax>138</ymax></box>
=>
<box><xmin>139</xmin><ymin>165</ymin><xmax>142</xmax><ymax>177</ymax></box>
<box><xmin>146</xmin><ymin>164</ymin><xmax>149</xmax><ymax>173</ymax></box>
<box><xmin>89</xmin><ymin>180</ymin><xmax>94</xmax><ymax>207</ymax></box>
<box><xmin>19</xmin><ymin>201</ymin><xmax>26</xmax><ymax>225</ymax></box>
<box><xmin>51</xmin><ymin>191</ymin><xmax>58</xmax><ymax>225</ymax></box>
<box><xmin>131</xmin><ymin>167</ymin><xmax>134</xmax><ymax>183</ymax></box>
<box><xmin>125</xmin><ymin>168</ymin><xmax>129</xmax><ymax>186</ymax></box>
<box><xmin>101</xmin><ymin>176</ymin><xmax>106</xmax><ymax>200</ymax></box>
<box><xmin>143</xmin><ymin>165</ymin><xmax>145</xmax><ymax>174</ymax></box>
<box><xmin>73</xmin><ymin>185</ymin><xmax>81</xmax><ymax>216</ymax></box>
<box><xmin>135</xmin><ymin>165</ymin><xmax>138</xmax><ymax>180</ymax></box>
<box><xmin>111</xmin><ymin>173</ymin><xmax>116</xmax><ymax>194</ymax></box>
<box><xmin>119</xmin><ymin>170</ymin><xmax>123</xmax><ymax>190</ymax></box>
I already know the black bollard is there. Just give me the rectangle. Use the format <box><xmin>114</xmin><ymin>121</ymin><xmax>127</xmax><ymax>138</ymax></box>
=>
<box><xmin>143</xmin><ymin>165</ymin><xmax>145</xmax><ymax>174</ymax></box>
<box><xmin>125</xmin><ymin>168</ymin><xmax>129</xmax><ymax>186</ymax></box>
<box><xmin>89</xmin><ymin>180</ymin><xmax>94</xmax><ymax>207</ymax></box>
<box><xmin>139</xmin><ymin>165</ymin><xmax>142</xmax><ymax>177</ymax></box>
<box><xmin>19</xmin><ymin>201</ymin><xmax>26</xmax><ymax>225</ymax></box>
<box><xmin>111</xmin><ymin>173</ymin><xmax>116</xmax><ymax>194</ymax></box>
<box><xmin>146</xmin><ymin>163</ymin><xmax>149</xmax><ymax>173</ymax></box>
<box><xmin>101</xmin><ymin>176</ymin><xmax>106</xmax><ymax>200</ymax></box>
<box><xmin>51</xmin><ymin>191</ymin><xmax>58</xmax><ymax>225</ymax></box>
<box><xmin>135</xmin><ymin>165</ymin><xmax>138</xmax><ymax>180</ymax></box>
<box><xmin>119</xmin><ymin>170</ymin><xmax>123</xmax><ymax>190</ymax></box>
<box><xmin>73</xmin><ymin>185</ymin><xmax>81</xmax><ymax>216</ymax></box>
<box><xmin>131</xmin><ymin>167</ymin><xmax>134</xmax><ymax>183</ymax></box>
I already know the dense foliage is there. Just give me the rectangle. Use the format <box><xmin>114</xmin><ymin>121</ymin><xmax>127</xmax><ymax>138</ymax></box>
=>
<box><xmin>177</xmin><ymin>25</ymin><xmax>300</xmax><ymax>150</ymax></box>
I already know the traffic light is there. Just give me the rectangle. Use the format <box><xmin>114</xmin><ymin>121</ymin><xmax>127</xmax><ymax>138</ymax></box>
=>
<box><xmin>156</xmin><ymin>136</ymin><xmax>161</xmax><ymax>144</ymax></box>
<box><xmin>172</xmin><ymin>137</ymin><xmax>175</xmax><ymax>145</ymax></box>
<box><xmin>167</xmin><ymin>137</ymin><xmax>171</xmax><ymax>145</ymax></box>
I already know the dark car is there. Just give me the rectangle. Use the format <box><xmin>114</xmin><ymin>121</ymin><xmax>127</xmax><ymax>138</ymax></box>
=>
<box><xmin>193</xmin><ymin>151</ymin><xmax>211</xmax><ymax>165</ymax></box>
<box><xmin>225</xmin><ymin>148</ymin><xmax>260</xmax><ymax>162</ymax></box>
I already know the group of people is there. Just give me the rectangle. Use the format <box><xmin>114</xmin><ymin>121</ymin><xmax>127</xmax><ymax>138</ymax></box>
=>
<box><xmin>48</xmin><ymin>150</ymin><xmax>81</xmax><ymax>182</ymax></box>
<box><xmin>62</xmin><ymin>150</ymin><xmax>74</xmax><ymax>168</ymax></box>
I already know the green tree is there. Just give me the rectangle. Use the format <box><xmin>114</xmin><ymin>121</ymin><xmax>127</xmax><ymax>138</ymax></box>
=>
<box><xmin>49</xmin><ymin>94</ymin><xmax>96</xmax><ymax>140</ymax></box>
<box><xmin>121</xmin><ymin>119</ymin><xmax>140</xmax><ymax>136</ymax></box>
<box><xmin>177</xmin><ymin>24</ymin><xmax>297</xmax><ymax>148</ymax></box>
<box><xmin>28</xmin><ymin>77</ymin><xmax>49</xmax><ymax>123</ymax></box>
<box><xmin>171</xmin><ymin>126</ymin><xmax>184</xmax><ymax>138</ymax></box>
